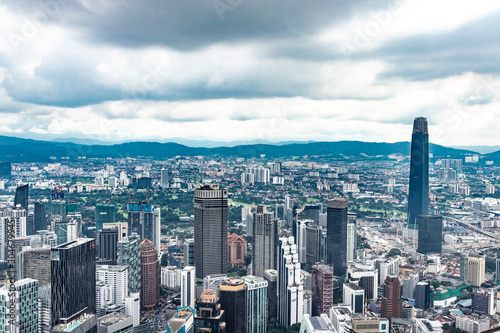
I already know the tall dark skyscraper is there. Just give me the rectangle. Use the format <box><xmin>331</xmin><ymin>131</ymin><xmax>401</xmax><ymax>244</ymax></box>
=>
<box><xmin>417</xmin><ymin>215</ymin><xmax>442</xmax><ymax>254</ymax></box>
<box><xmin>95</xmin><ymin>204</ymin><xmax>116</xmax><ymax>232</ymax></box>
<box><xmin>219</xmin><ymin>278</ymin><xmax>247</xmax><ymax>333</ymax></box>
<box><xmin>408</xmin><ymin>117</ymin><xmax>429</xmax><ymax>239</ymax></box>
<box><xmin>194</xmin><ymin>184</ymin><xmax>228</xmax><ymax>279</ymax></box>
<box><xmin>327</xmin><ymin>198</ymin><xmax>348</xmax><ymax>277</ymax></box>
<box><xmin>14</xmin><ymin>184</ymin><xmax>29</xmax><ymax>210</ymax></box>
<box><xmin>51</xmin><ymin>238</ymin><xmax>96</xmax><ymax>327</ymax></box>
<box><xmin>34</xmin><ymin>201</ymin><xmax>47</xmax><ymax>233</ymax></box>
<box><xmin>98</xmin><ymin>227</ymin><xmax>119</xmax><ymax>264</ymax></box>
<box><xmin>414</xmin><ymin>281</ymin><xmax>430</xmax><ymax>310</ymax></box>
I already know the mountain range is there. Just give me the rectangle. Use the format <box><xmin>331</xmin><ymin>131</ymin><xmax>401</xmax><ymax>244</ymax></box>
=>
<box><xmin>0</xmin><ymin>135</ymin><xmax>497</xmax><ymax>163</ymax></box>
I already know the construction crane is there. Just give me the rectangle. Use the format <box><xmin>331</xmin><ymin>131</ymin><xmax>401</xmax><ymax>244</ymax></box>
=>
<box><xmin>177</xmin><ymin>298</ymin><xmax>197</xmax><ymax>317</ymax></box>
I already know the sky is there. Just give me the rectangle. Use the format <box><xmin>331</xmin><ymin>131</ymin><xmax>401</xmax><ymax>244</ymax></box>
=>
<box><xmin>0</xmin><ymin>0</ymin><xmax>499</xmax><ymax>146</ymax></box>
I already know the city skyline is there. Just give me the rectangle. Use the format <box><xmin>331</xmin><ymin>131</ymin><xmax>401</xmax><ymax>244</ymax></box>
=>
<box><xmin>0</xmin><ymin>1</ymin><xmax>499</xmax><ymax>145</ymax></box>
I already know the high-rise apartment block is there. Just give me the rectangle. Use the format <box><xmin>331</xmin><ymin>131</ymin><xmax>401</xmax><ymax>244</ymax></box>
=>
<box><xmin>467</xmin><ymin>255</ymin><xmax>485</xmax><ymax>287</ymax></box>
<box><xmin>277</xmin><ymin>237</ymin><xmax>304</xmax><ymax>328</ymax></box>
<box><xmin>0</xmin><ymin>278</ymin><xmax>39</xmax><ymax>333</ymax></box>
<box><xmin>140</xmin><ymin>239</ymin><xmax>159</xmax><ymax>309</ymax></box>
<box><xmin>181</xmin><ymin>266</ymin><xmax>196</xmax><ymax>308</ymax></box>
<box><xmin>194</xmin><ymin>184</ymin><xmax>228</xmax><ymax>279</ymax></box>
<box><xmin>242</xmin><ymin>275</ymin><xmax>268</xmax><ymax>333</ymax></box>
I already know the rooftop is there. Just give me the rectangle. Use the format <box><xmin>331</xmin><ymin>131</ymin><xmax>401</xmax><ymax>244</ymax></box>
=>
<box><xmin>98</xmin><ymin>313</ymin><xmax>132</xmax><ymax>327</ymax></box>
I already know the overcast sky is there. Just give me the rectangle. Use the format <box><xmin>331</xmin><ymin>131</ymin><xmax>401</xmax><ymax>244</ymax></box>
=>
<box><xmin>0</xmin><ymin>0</ymin><xmax>499</xmax><ymax>146</ymax></box>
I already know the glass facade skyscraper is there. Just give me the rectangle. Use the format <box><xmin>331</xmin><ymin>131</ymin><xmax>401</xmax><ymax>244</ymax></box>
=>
<box><xmin>194</xmin><ymin>184</ymin><xmax>228</xmax><ymax>279</ymax></box>
<box><xmin>14</xmin><ymin>184</ymin><xmax>29</xmax><ymax>210</ymax></box>
<box><xmin>117</xmin><ymin>234</ymin><xmax>141</xmax><ymax>294</ymax></box>
<box><xmin>417</xmin><ymin>215</ymin><xmax>442</xmax><ymax>254</ymax></box>
<box><xmin>242</xmin><ymin>275</ymin><xmax>268</xmax><ymax>333</ymax></box>
<box><xmin>408</xmin><ymin>117</ymin><xmax>429</xmax><ymax>237</ymax></box>
<box><xmin>327</xmin><ymin>198</ymin><xmax>348</xmax><ymax>277</ymax></box>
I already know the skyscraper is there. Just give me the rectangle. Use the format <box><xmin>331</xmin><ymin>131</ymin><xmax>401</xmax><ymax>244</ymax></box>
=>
<box><xmin>242</xmin><ymin>275</ymin><xmax>268</xmax><ymax>333</ymax></box>
<box><xmin>467</xmin><ymin>255</ymin><xmax>485</xmax><ymax>287</ymax></box>
<box><xmin>160</xmin><ymin>168</ymin><xmax>169</xmax><ymax>188</ymax></box>
<box><xmin>181</xmin><ymin>266</ymin><xmax>196</xmax><ymax>307</ymax></box>
<box><xmin>346</xmin><ymin>221</ymin><xmax>356</xmax><ymax>262</ymax></box>
<box><xmin>312</xmin><ymin>264</ymin><xmax>334</xmax><ymax>316</ymax></box>
<box><xmin>253</xmin><ymin>206</ymin><xmax>277</xmax><ymax>277</ymax></box>
<box><xmin>95</xmin><ymin>204</ymin><xmax>116</xmax><ymax>232</ymax></box>
<box><xmin>117</xmin><ymin>234</ymin><xmax>141</xmax><ymax>294</ymax></box>
<box><xmin>277</xmin><ymin>237</ymin><xmax>304</xmax><ymax>328</ymax></box>
<box><xmin>51</xmin><ymin>238</ymin><xmax>96</xmax><ymax>328</ymax></box>
<box><xmin>414</xmin><ymin>282</ymin><xmax>430</xmax><ymax>310</ymax></box>
<box><xmin>184</xmin><ymin>238</ymin><xmax>195</xmax><ymax>267</ymax></box>
<box><xmin>194</xmin><ymin>184</ymin><xmax>228</xmax><ymax>279</ymax></box>
<box><xmin>219</xmin><ymin>278</ymin><xmax>247</xmax><ymax>333</ymax></box>
<box><xmin>417</xmin><ymin>215</ymin><xmax>442</xmax><ymax>254</ymax></box>
<box><xmin>380</xmin><ymin>276</ymin><xmax>402</xmax><ymax>327</ymax></box>
<box><xmin>0</xmin><ymin>278</ymin><xmax>39</xmax><ymax>333</ymax></box>
<box><xmin>14</xmin><ymin>184</ymin><xmax>29</xmax><ymax>210</ymax></box>
<box><xmin>327</xmin><ymin>198</ymin><xmax>348</xmax><ymax>277</ymax></box>
<box><xmin>96</xmin><ymin>265</ymin><xmax>129</xmax><ymax>308</ymax></box>
<box><xmin>140</xmin><ymin>239</ymin><xmax>160</xmax><ymax>309</ymax></box>
<box><xmin>98</xmin><ymin>227</ymin><xmax>119</xmax><ymax>264</ymax></box>
<box><xmin>194</xmin><ymin>289</ymin><xmax>226</xmax><ymax>333</ymax></box>
<box><xmin>407</xmin><ymin>117</ymin><xmax>429</xmax><ymax>239</ymax></box>
<box><xmin>127</xmin><ymin>202</ymin><xmax>161</xmax><ymax>254</ymax></box>
<box><xmin>305</xmin><ymin>224</ymin><xmax>327</xmax><ymax>271</ymax></box>
<box><xmin>34</xmin><ymin>201</ymin><xmax>47</xmax><ymax>233</ymax></box>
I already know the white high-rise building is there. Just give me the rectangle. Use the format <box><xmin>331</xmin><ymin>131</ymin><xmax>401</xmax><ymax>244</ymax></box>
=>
<box><xmin>347</xmin><ymin>222</ymin><xmax>356</xmax><ymax>262</ymax></box>
<box><xmin>153</xmin><ymin>208</ymin><xmax>161</xmax><ymax>256</ymax></box>
<box><xmin>347</xmin><ymin>265</ymin><xmax>378</xmax><ymax>301</ymax></box>
<box><xmin>277</xmin><ymin>236</ymin><xmax>304</xmax><ymax>328</ymax></box>
<box><xmin>161</xmin><ymin>169</ymin><xmax>169</xmax><ymax>188</ymax></box>
<box><xmin>161</xmin><ymin>266</ymin><xmax>182</xmax><ymax>288</ymax></box>
<box><xmin>343</xmin><ymin>283</ymin><xmax>365</xmax><ymax>314</ymax></box>
<box><xmin>96</xmin><ymin>280</ymin><xmax>113</xmax><ymax>318</ymax></box>
<box><xmin>0</xmin><ymin>207</ymin><xmax>27</xmax><ymax>261</ymax></box>
<box><xmin>125</xmin><ymin>292</ymin><xmax>140</xmax><ymax>327</ymax></box>
<box><xmin>376</xmin><ymin>257</ymin><xmax>399</xmax><ymax>286</ymax></box>
<box><xmin>108</xmin><ymin>176</ymin><xmax>118</xmax><ymax>188</ymax></box>
<box><xmin>0</xmin><ymin>278</ymin><xmax>39</xmax><ymax>333</ymax></box>
<box><xmin>402</xmin><ymin>272</ymin><xmax>419</xmax><ymax>300</ymax></box>
<box><xmin>96</xmin><ymin>265</ymin><xmax>129</xmax><ymax>306</ymax></box>
<box><xmin>297</xmin><ymin>220</ymin><xmax>307</xmax><ymax>264</ymax></box>
<box><xmin>181</xmin><ymin>266</ymin><xmax>196</xmax><ymax>307</ymax></box>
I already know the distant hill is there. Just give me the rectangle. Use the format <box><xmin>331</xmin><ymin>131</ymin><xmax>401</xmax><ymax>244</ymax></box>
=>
<box><xmin>0</xmin><ymin>135</ymin><xmax>484</xmax><ymax>162</ymax></box>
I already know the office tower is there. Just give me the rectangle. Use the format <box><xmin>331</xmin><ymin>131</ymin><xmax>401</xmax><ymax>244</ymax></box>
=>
<box><xmin>26</xmin><ymin>212</ymin><xmax>35</xmax><ymax>236</ymax></box>
<box><xmin>346</xmin><ymin>266</ymin><xmax>378</xmax><ymax>301</ymax></box>
<box><xmin>242</xmin><ymin>275</ymin><xmax>268</xmax><ymax>333</ymax></box>
<box><xmin>296</xmin><ymin>220</ymin><xmax>307</xmax><ymax>263</ymax></box>
<box><xmin>54</xmin><ymin>220</ymin><xmax>79</xmax><ymax>246</ymax></box>
<box><xmin>472</xmin><ymin>289</ymin><xmax>495</xmax><ymax>315</ymax></box>
<box><xmin>96</xmin><ymin>204</ymin><xmax>116</xmax><ymax>232</ymax></box>
<box><xmin>496</xmin><ymin>259</ymin><xmax>500</xmax><ymax>282</ymax></box>
<box><xmin>407</xmin><ymin>117</ymin><xmax>430</xmax><ymax>239</ymax></box>
<box><xmin>34</xmin><ymin>201</ymin><xmax>47</xmax><ymax>233</ymax></box>
<box><xmin>167</xmin><ymin>307</ymin><xmax>195</xmax><ymax>333</ymax></box>
<box><xmin>204</xmin><ymin>274</ymin><xmax>228</xmax><ymax>294</ymax></box>
<box><xmin>140</xmin><ymin>239</ymin><xmax>159</xmax><ymax>309</ymax></box>
<box><xmin>97</xmin><ymin>265</ymin><xmax>129</xmax><ymax>307</ymax></box>
<box><xmin>376</xmin><ymin>257</ymin><xmax>399</xmax><ymax>286</ymax></box>
<box><xmin>460</xmin><ymin>253</ymin><xmax>469</xmax><ymax>281</ymax></box>
<box><xmin>380</xmin><ymin>276</ymin><xmax>402</xmax><ymax>326</ymax></box>
<box><xmin>98</xmin><ymin>227</ymin><xmax>119</xmax><ymax>264</ymax></box>
<box><xmin>14</xmin><ymin>184</ymin><xmax>29</xmax><ymax>209</ymax></box>
<box><xmin>312</xmin><ymin>264</ymin><xmax>334</xmax><ymax>316</ymax></box>
<box><xmin>194</xmin><ymin>289</ymin><xmax>226</xmax><ymax>333</ymax></box>
<box><xmin>0</xmin><ymin>278</ymin><xmax>39</xmax><ymax>333</ymax></box>
<box><xmin>194</xmin><ymin>184</ymin><xmax>228</xmax><ymax>279</ymax></box>
<box><xmin>327</xmin><ymin>198</ymin><xmax>348</xmax><ymax>277</ymax></box>
<box><xmin>347</xmin><ymin>221</ymin><xmax>356</xmax><ymax>262</ymax></box>
<box><xmin>124</xmin><ymin>293</ymin><xmax>140</xmax><ymax>327</ymax></box>
<box><xmin>0</xmin><ymin>207</ymin><xmax>26</xmax><ymax>261</ymax></box>
<box><xmin>275</xmin><ymin>203</ymin><xmax>285</xmax><ymax>220</ymax></box>
<box><xmin>103</xmin><ymin>222</ymin><xmax>128</xmax><ymax>242</ymax></box>
<box><xmin>117</xmin><ymin>235</ymin><xmax>141</xmax><ymax>294</ymax></box>
<box><xmin>343</xmin><ymin>283</ymin><xmax>364</xmax><ymax>314</ymax></box>
<box><xmin>181</xmin><ymin>266</ymin><xmax>196</xmax><ymax>307</ymax></box>
<box><xmin>183</xmin><ymin>238</ymin><xmax>195</xmax><ymax>267</ymax></box>
<box><xmin>277</xmin><ymin>237</ymin><xmax>304</xmax><ymax>328</ymax></box>
<box><xmin>253</xmin><ymin>207</ymin><xmax>277</xmax><ymax>277</ymax></box>
<box><xmin>300</xmin><ymin>314</ymin><xmax>336</xmax><ymax>333</ymax></box>
<box><xmin>417</xmin><ymin>215</ymin><xmax>442</xmax><ymax>254</ymax></box>
<box><xmin>402</xmin><ymin>272</ymin><xmax>419</xmax><ymax>300</ymax></box>
<box><xmin>414</xmin><ymin>282</ymin><xmax>430</xmax><ymax>310</ymax></box>
<box><xmin>467</xmin><ymin>255</ymin><xmax>485</xmax><ymax>287</ymax></box>
<box><xmin>161</xmin><ymin>168</ymin><xmax>169</xmax><ymax>188</ymax></box>
<box><xmin>219</xmin><ymin>278</ymin><xmax>247</xmax><ymax>333</ymax></box>
<box><xmin>305</xmin><ymin>224</ymin><xmax>327</xmax><ymax>271</ymax></box>
<box><xmin>51</xmin><ymin>238</ymin><xmax>97</xmax><ymax>329</ymax></box>
<box><xmin>97</xmin><ymin>313</ymin><xmax>134</xmax><ymax>333</ymax></box>
<box><xmin>227</xmin><ymin>232</ymin><xmax>247</xmax><ymax>269</ymax></box>
<box><xmin>22</xmin><ymin>246</ymin><xmax>51</xmax><ymax>285</ymax></box>
<box><xmin>264</xmin><ymin>269</ymin><xmax>278</xmax><ymax>321</ymax></box>
<box><xmin>127</xmin><ymin>202</ymin><xmax>161</xmax><ymax>254</ymax></box>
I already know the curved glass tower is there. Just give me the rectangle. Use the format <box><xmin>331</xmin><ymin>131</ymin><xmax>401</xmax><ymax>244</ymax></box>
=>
<box><xmin>407</xmin><ymin>117</ymin><xmax>429</xmax><ymax>238</ymax></box>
